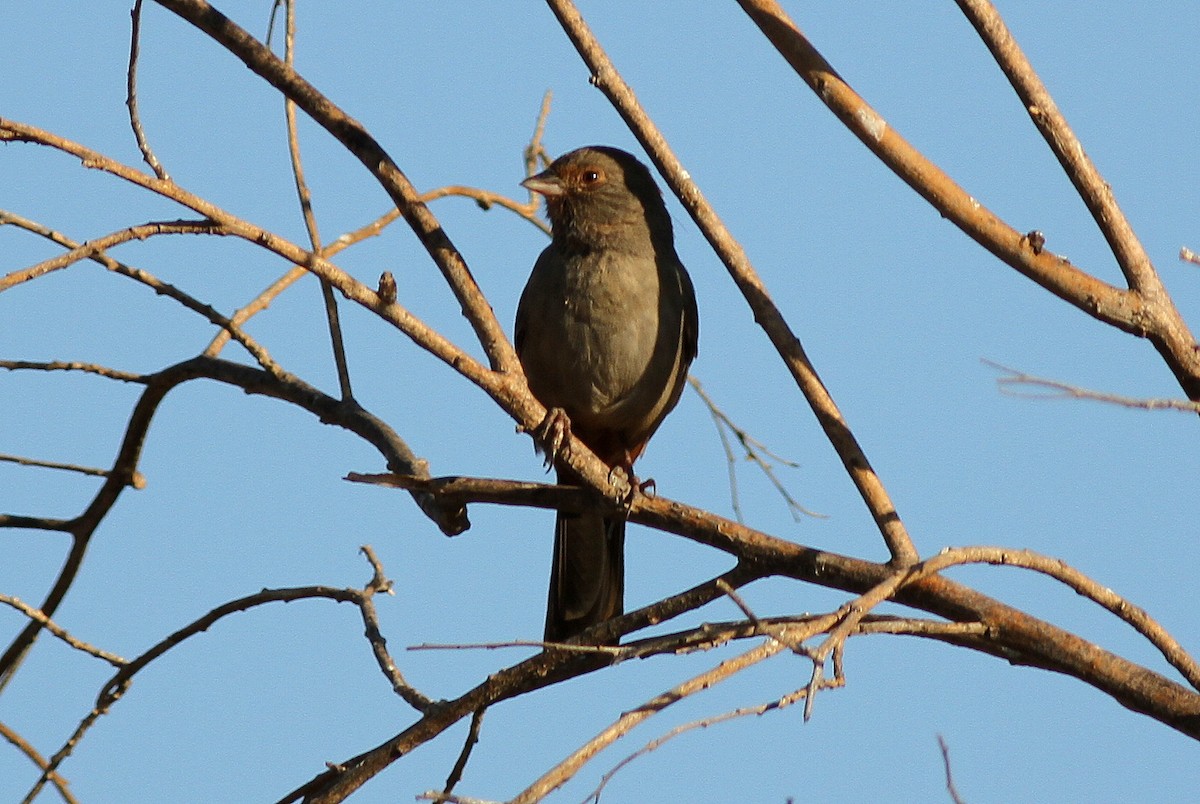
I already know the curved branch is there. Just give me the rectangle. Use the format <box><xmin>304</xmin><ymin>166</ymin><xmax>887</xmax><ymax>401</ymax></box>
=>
<box><xmin>0</xmin><ymin>356</ymin><xmax>466</xmax><ymax>691</ymax></box>
<box><xmin>0</xmin><ymin>211</ymin><xmax>280</xmax><ymax>374</ymax></box>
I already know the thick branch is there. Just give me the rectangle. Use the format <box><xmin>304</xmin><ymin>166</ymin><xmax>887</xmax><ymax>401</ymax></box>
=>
<box><xmin>360</xmin><ymin>473</ymin><xmax>1200</xmax><ymax>739</ymax></box>
<box><xmin>736</xmin><ymin>0</ymin><xmax>1200</xmax><ymax>401</ymax></box>
<box><xmin>953</xmin><ymin>0</ymin><xmax>1200</xmax><ymax>398</ymax></box>
<box><xmin>735</xmin><ymin>0</ymin><xmax>1141</xmax><ymax>332</ymax></box>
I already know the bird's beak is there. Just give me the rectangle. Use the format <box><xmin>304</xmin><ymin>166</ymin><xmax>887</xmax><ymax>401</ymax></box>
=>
<box><xmin>521</xmin><ymin>171</ymin><xmax>565</xmax><ymax>197</ymax></box>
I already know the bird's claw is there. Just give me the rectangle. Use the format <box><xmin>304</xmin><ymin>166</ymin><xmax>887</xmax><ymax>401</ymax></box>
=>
<box><xmin>606</xmin><ymin>464</ymin><xmax>634</xmax><ymax>506</ymax></box>
<box><xmin>531</xmin><ymin>407</ymin><xmax>572</xmax><ymax>470</ymax></box>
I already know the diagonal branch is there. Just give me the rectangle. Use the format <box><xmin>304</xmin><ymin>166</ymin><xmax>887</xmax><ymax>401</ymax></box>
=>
<box><xmin>126</xmin><ymin>0</ymin><xmax>170</xmax><ymax>180</ymax></box>
<box><xmin>954</xmin><ymin>0</ymin><xmax>1200</xmax><ymax>398</ymax></box>
<box><xmin>280</xmin><ymin>0</ymin><xmax>354</xmax><ymax>401</ymax></box>
<box><xmin>150</xmin><ymin>0</ymin><xmax>518</xmax><ymax>376</ymax></box>
<box><xmin>735</xmin><ymin>0</ymin><xmax>1140</xmax><ymax>332</ymax></box>
<box><xmin>737</xmin><ymin>0</ymin><xmax>1200</xmax><ymax>401</ymax></box>
<box><xmin>539</xmin><ymin>0</ymin><xmax>919</xmax><ymax>567</ymax></box>
<box><xmin>510</xmin><ymin>638</ymin><xmax>790</xmax><ymax>803</ymax></box>
<box><xmin>955</xmin><ymin>0</ymin><xmax>1153</xmax><ymax>293</ymax></box>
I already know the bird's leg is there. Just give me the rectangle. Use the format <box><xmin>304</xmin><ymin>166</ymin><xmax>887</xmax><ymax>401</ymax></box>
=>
<box><xmin>528</xmin><ymin>407</ymin><xmax>572</xmax><ymax>470</ymax></box>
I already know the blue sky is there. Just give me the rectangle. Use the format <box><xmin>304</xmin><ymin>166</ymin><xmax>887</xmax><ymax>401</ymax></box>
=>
<box><xmin>3</xmin><ymin>3</ymin><xmax>1200</xmax><ymax>802</ymax></box>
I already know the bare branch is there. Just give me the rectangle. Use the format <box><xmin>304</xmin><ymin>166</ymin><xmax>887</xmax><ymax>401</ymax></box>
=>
<box><xmin>689</xmin><ymin>376</ymin><xmax>824</xmax><ymax>521</ymax></box>
<box><xmin>986</xmin><ymin>359</ymin><xmax>1200</xmax><ymax>413</ymax></box>
<box><xmin>937</xmin><ymin>734</ymin><xmax>968</xmax><ymax>804</ymax></box>
<box><xmin>0</xmin><ymin>358</ymin><xmax>148</xmax><ymax>384</ymax></box>
<box><xmin>0</xmin><ymin>719</ymin><xmax>78</xmax><ymax>804</ymax></box>
<box><xmin>540</xmin><ymin>0</ymin><xmax>919</xmax><ymax>566</ymax></box>
<box><xmin>0</xmin><ymin>595</ymin><xmax>126</xmax><ymax>667</ymax></box>
<box><xmin>586</xmin><ymin>686</ymin><xmax>809</xmax><ymax>803</ymax></box>
<box><xmin>0</xmin><ymin>216</ymin><xmax>225</xmax><ymax>291</ymax></box>
<box><xmin>281</xmin><ymin>0</ymin><xmax>354</xmax><ymax>401</ymax></box>
<box><xmin>442</xmin><ymin>708</ymin><xmax>485</xmax><ymax>800</ymax></box>
<box><xmin>509</xmin><ymin>638</ymin><xmax>789</xmax><ymax>803</ymax></box>
<box><xmin>126</xmin><ymin>0</ymin><xmax>169</xmax><ymax>180</ymax></box>
<box><xmin>0</xmin><ymin>452</ymin><xmax>143</xmax><ymax>487</ymax></box>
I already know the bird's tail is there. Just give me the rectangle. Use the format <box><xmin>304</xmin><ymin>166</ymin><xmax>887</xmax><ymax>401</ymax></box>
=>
<box><xmin>544</xmin><ymin>507</ymin><xmax>625</xmax><ymax>644</ymax></box>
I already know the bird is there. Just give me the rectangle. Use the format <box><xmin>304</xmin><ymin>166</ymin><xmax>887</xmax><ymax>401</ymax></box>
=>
<box><xmin>515</xmin><ymin>146</ymin><xmax>699</xmax><ymax>643</ymax></box>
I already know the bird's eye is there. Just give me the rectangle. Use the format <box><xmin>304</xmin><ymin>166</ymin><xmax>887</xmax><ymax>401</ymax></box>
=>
<box><xmin>581</xmin><ymin>170</ymin><xmax>602</xmax><ymax>184</ymax></box>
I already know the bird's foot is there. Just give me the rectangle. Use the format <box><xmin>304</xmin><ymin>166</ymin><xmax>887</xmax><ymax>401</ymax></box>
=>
<box><xmin>606</xmin><ymin>463</ymin><xmax>633</xmax><ymax>504</ymax></box>
<box><xmin>528</xmin><ymin>407</ymin><xmax>572</xmax><ymax>470</ymax></box>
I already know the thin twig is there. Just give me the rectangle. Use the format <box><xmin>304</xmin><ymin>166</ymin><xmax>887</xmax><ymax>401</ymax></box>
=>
<box><xmin>985</xmin><ymin>359</ymin><xmax>1200</xmax><ymax>413</ymax></box>
<box><xmin>355</xmin><ymin>546</ymin><xmax>434</xmax><ymax>710</ymax></box>
<box><xmin>416</xmin><ymin>793</ymin><xmax>500</xmax><ymax>804</ymax></box>
<box><xmin>0</xmin><ymin>720</ymin><xmax>78</xmax><ymax>804</ymax></box>
<box><xmin>937</xmin><ymin>734</ymin><xmax>967</xmax><ymax>804</ymax></box>
<box><xmin>126</xmin><ymin>0</ymin><xmax>169</xmax><ymax>180</ymax></box>
<box><xmin>0</xmin><ymin>595</ymin><xmax>126</xmax><ymax>666</ymax></box>
<box><xmin>442</xmin><ymin>708</ymin><xmax>485</xmax><ymax>799</ymax></box>
<box><xmin>408</xmin><ymin>640</ymin><xmax>626</xmax><ymax>656</ymax></box>
<box><xmin>524</xmin><ymin>90</ymin><xmax>553</xmax><ymax>175</ymax></box>
<box><xmin>417</xmin><ymin>185</ymin><xmax>549</xmax><ymax>235</ymax></box>
<box><xmin>1</xmin><ymin>216</ymin><xmax>223</xmax><ymax>291</ymax></box>
<box><xmin>0</xmin><ymin>359</ymin><xmax>147</xmax><ymax>384</ymax></box>
<box><xmin>689</xmin><ymin>376</ymin><xmax>824</xmax><ymax>521</ymax></box>
<box><xmin>585</xmin><ymin>686</ymin><xmax>809</xmax><ymax>803</ymax></box>
<box><xmin>0</xmin><ymin>453</ymin><xmax>135</xmax><ymax>484</ymax></box>
<box><xmin>282</xmin><ymin>0</ymin><xmax>353</xmax><ymax>400</ymax></box>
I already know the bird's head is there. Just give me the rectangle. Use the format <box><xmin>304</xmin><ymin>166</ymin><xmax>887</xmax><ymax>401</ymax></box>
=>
<box><xmin>522</xmin><ymin>146</ymin><xmax>673</xmax><ymax>250</ymax></box>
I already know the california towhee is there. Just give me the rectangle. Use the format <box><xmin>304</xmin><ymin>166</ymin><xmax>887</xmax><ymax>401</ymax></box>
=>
<box><xmin>515</xmin><ymin>146</ymin><xmax>699</xmax><ymax>642</ymax></box>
